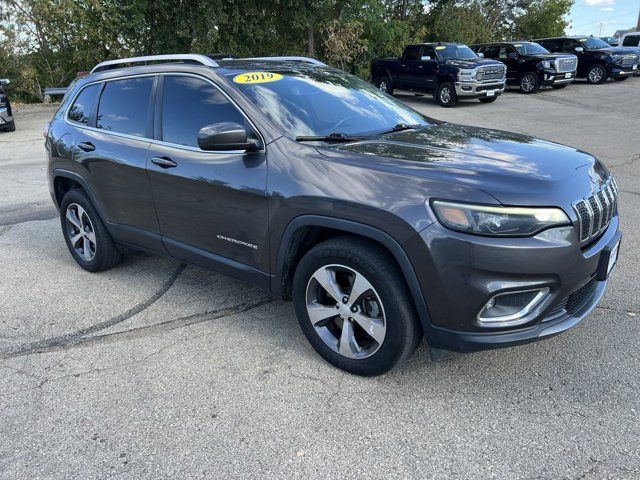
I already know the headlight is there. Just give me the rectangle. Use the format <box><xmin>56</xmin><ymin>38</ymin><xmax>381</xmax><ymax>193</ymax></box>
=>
<box><xmin>458</xmin><ymin>69</ymin><xmax>476</xmax><ymax>81</ymax></box>
<box><xmin>431</xmin><ymin>200</ymin><xmax>571</xmax><ymax>236</ymax></box>
<box><xmin>542</xmin><ymin>60</ymin><xmax>552</xmax><ymax>69</ymax></box>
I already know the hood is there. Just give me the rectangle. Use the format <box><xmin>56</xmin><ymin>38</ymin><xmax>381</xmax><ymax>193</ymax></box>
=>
<box><xmin>525</xmin><ymin>52</ymin><xmax>574</xmax><ymax>61</ymax></box>
<box><xmin>320</xmin><ymin>123</ymin><xmax>607</xmax><ymax>207</ymax></box>
<box><xmin>446</xmin><ymin>58</ymin><xmax>504</xmax><ymax>69</ymax></box>
<box><xmin>590</xmin><ymin>46</ymin><xmax>634</xmax><ymax>55</ymax></box>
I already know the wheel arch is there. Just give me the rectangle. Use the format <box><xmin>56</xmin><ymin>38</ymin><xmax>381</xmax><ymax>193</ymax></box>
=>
<box><xmin>52</xmin><ymin>169</ymin><xmax>108</xmax><ymax>223</ymax></box>
<box><xmin>272</xmin><ymin>215</ymin><xmax>428</xmax><ymax>315</ymax></box>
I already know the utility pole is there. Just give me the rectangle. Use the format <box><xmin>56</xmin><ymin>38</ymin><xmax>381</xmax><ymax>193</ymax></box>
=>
<box><xmin>636</xmin><ymin>7</ymin><xmax>639</xmax><ymax>31</ymax></box>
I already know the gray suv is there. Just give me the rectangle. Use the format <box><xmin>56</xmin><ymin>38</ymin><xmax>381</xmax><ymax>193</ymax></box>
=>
<box><xmin>46</xmin><ymin>54</ymin><xmax>622</xmax><ymax>375</ymax></box>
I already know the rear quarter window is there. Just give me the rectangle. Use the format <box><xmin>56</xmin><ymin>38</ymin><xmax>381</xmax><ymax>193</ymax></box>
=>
<box><xmin>622</xmin><ymin>35</ymin><xmax>640</xmax><ymax>47</ymax></box>
<box><xmin>68</xmin><ymin>84</ymin><xmax>100</xmax><ymax>125</ymax></box>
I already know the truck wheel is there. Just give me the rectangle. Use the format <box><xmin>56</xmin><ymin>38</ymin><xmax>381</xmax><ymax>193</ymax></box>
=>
<box><xmin>436</xmin><ymin>82</ymin><xmax>457</xmax><ymax>107</ymax></box>
<box><xmin>374</xmin><ymin>75</ymin><xmax>394</xmax><ymax>95</ymax></box>
<box><xmin>292</xmin><ymin>236</ymin><xmax>421</xmax><ymax>376</ymax></box>
<box><xmin>60</xmin><ymin>189</ymin><xmax>123</xmax><ymax>272</ymax></box>
<box><xmin>586</xmin><ymin>64</ymin><xmax>607</xmax><ymax>84</ymax></box>
<box><xmin>519</xmin><ymin>72</ymin><xmax>540</xmax><ymax>93</ymax></box>
<box><xmin>479</xmin><ymin>97</ymin><xmax>498</xmax><ymax>103</ymax></box>
<box><xmin>613</xmin><ymin>76</ymin><xmax>629</xmax><ymax>82</ymax></box>
<box><xmin>4</xmin><ymin>120</ymin><xmax>15</xmax><ymax>132</ymax></box>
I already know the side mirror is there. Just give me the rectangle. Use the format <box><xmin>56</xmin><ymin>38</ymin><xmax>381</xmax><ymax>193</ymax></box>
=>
<box><xmin>477</xmin><ymin>52</ymin><xmax>485</xmax><ymax>58</ymax></box>
<box><xmin>421</xmin><ymin>55</ymin><xmax>432</xmax><ymax>61</ymax></box>
<box><xmin>507</xmin><ymin>52</ymin><xmax>518</xmax><ymax>59</ymax></box>
<box><xmin>197</xmin><ymin>122</ymin><xmax>260</xmax><ymax>152</ymax></box>
<box><xmin>575</xmin><ymin>46</ymin><xmax>584</xmax><ymax>52</ymax></box>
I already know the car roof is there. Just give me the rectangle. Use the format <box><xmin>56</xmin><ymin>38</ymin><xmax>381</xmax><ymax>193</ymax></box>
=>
<box><xmin>471</xmin><ymin>41</ymin><xmax>536</xmax><ymax>46</ymax></box>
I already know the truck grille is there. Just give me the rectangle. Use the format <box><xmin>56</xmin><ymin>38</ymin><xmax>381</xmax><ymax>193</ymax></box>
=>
<box><xmin>573</xmin><ymin>176</ymin><xmax>618</xmax><ymax>243</ymax></box>
<box><xmin>476</xmin><ymin>65</ymin><xmax>506</xmax><ymax>81</ymax></box>
<box><xmin>621</xmin><ymin>55</ymin><xmax>638</xmax><ymax>67</ymax></box>
<box><xmin>555</xmin><ymin>56</ymin><xmax>577</xmax><ymax>73</ymax></box>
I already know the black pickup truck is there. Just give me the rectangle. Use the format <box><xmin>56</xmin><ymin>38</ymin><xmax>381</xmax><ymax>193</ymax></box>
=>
<box><xmin>471</xmin><ymin>41</ymin><xmax>578</xmax><ymax>93</ymax></box>
<box><xmin>371</xmin><ymin>43</ymin><xmax>507</xmax><ymax>107</ymax></box>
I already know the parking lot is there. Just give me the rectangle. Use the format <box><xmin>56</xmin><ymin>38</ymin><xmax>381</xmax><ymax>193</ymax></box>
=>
<box><xmin>1</xmin><ymin>78</ymin><xmax>639</xmax><ymax>479</ymax></box>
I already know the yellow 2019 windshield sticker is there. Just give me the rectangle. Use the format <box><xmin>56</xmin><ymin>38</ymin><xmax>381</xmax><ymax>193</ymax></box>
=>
<box><xmin>233</xmin><ymin>72</ymin><xmax>283</xmax><ymax>84</ymax></box>
<box><xmin>435</xmin><ymin>46</ymin><xmax>446</xmax><ymax>50</ymax></box>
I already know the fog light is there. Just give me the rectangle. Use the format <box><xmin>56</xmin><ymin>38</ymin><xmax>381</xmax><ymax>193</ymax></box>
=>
<box><xmin>477</xmin><ymin>288</ymin><xmax>550</xmax><ymax>328</ymax></box>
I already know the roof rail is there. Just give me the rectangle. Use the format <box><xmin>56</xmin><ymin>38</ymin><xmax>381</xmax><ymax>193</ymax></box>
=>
<box><xmin>242</xmin><ymin>56</ymin><xmax>327</xmax><ymax>66</ymax></box>
<box><xmin>90</xmin><ymin>54</ymin><xmax>219</xmax><ymax>74</ymax></box>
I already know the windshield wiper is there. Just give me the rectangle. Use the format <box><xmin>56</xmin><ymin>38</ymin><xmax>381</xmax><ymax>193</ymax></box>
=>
<box><xmin>373</xmin><ymin>123</ymin><xmax>422</xmax><ymax>136</ymax></box>
<box><xmin>295</xmin><ymin>132</ymin><xmax>366</xmax><ymax>143</ymax></box>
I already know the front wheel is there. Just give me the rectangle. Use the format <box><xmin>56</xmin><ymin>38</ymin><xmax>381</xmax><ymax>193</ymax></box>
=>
<box><xmin>519</xmin><ymin>71</ymin><xmax>540</xmax><ymax>93</ymax></box>
<box><xmin>60</xmin><ymin>189</ymin><xmax>123</xmax><ymax>272</ymax></box>
<box><xmin>374</xmin><ymin>75</ymin><xmax>394</xmax><ymax>95</ymax></box>
<box><xmin>292</xmin><ymin>236</ymin><xmax>421</xmax><ymax>376</ymax></box>
<box><xmin>436</xmin><ymin>82</ymin><xmax>457</xmax><ymax>107</ymax></box>
<box><xmin>479</xmin><ymin>96</ymin><xmax>498</xmax><ymax>103</ymax></box>
<box><xmin>586</xmin><ymin>64</ymin><xmax>608</xmax><ymax>84</ymax></box>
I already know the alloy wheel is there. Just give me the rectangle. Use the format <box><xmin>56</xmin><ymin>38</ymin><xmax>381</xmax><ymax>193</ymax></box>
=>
<box><xmin>588</xmin><ymin>66</ymin><xmax>604</xmax><ymax>83</ymax></box>
<box><xmin>521</xmin><ymin>73</ymin><xmax>536</xmax><ymax>92</ymax></box>
<box><xmin>378</xmin><ymin>80</ymin><xmax>388</xmax><ymax>92</ymax></box>
<box><xmin>305</xmin><ymin>264</ymin><xmax>386</xmax><ymax>359</ymax></box>
<box><xmin>440</xmin><ymin>87</ymin><xmax>451</xmax><ymax>104</ymax></box>
<box><xmin>65</xmin><ymin>203</ymin><xmax>96</xmax><ymax>261</ymax></box>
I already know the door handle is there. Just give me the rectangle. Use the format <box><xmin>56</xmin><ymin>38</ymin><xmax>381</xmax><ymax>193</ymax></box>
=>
<box><xmin>151</xmin><ymin>156</ymin><xmax>177</xmax><ymax>168</ymax></box>
<box><xmin>78</xmin><ymin>141</ymin><xmax>95</xmax><ymax>152</ymax></box>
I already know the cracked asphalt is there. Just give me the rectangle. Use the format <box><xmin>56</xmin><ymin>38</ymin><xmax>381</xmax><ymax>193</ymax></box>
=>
<box><xmin>1</xmin><ymin>79</ymin><xmax>639</xmax><ymax>479</ymax></box>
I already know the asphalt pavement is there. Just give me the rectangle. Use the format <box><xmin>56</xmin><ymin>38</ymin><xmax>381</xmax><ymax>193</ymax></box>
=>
<box><xmin>1</xmin><ymin>78</ymin><xmax>639</xmax><ymax>479</ymax></box>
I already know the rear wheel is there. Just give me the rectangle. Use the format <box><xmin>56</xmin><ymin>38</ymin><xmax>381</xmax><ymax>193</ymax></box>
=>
<box><xmin>292</xmin><ymin>236</ymin><xmax>421</xmax><ymax>376</ymax></box>
<box><xmin>586</xmin><ymin>64</ymin><xmax>607</xmax><ymax>84</ymax></box>
<box><xmin>374</xmin><ymin>75</ymin><xmax>394</xmax><ymax>95</ymax></box>
<box><xmin>60</xmin><ymin>189</ymin><xmax>123</xmax><ymax>272</ymax></box>
<box><xmin>479</xmin><ymin>96</ymin><xmax>498</xmax><ymax>103</ymax></box>
<box><xmin>436</xmin><ymin>82</ymin><xmax>457</xmax><ymax>107</ymax></box>
<box><xmin>519</xmin><ymin>71</ymin><xmax>540</xmax><ymax>93</ymax></box>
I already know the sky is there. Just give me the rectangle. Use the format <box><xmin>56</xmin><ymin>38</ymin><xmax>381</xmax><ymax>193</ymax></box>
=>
<box><xmin>567</xmin><ymin>0</ymin><xmax>640</xmax><ymax>37</ymax></box>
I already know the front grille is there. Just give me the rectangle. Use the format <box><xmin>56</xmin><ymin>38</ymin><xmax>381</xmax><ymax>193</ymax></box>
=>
<box><xmin>621</xmin><ymin>55</ymin><xmax>638</xmax><ymax>67</ymax></box>
<box><xmin>555</xmin><ymin>56</ymin><xmax>577</xmax><ymax>73</ymax></box>
<box><xmin>476</xmin><ymin>65</ymin><xmax>506</xmax><ymax>81</ymax></box>
<box><xmin>573</xmin><ymin>175</ymin><xmax>618</xmax><ymax>243</ymax></box>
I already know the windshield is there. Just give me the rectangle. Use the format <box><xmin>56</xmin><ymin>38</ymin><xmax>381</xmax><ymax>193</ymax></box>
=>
<box><xmin>436</xmin><ymin>45</ymin><xmax>478</xmax><ymax>61</ymax></box>
<box><xmin>578</xmin><ymin>37</ymin><xmax>611</xmax><ymax>49</ymax></box>
<box><xmin>228</xmin><ymin>68</ymin><xmax>429</xmax><ymax>138</ymax></box>
<box><xmin>513</xmin><ymin>42</ymin><xmax>549</xmax><ymax>55</ymax></box>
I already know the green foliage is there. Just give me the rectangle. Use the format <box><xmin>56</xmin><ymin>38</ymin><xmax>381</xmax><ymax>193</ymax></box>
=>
<box><xmin>0</xmin><ymin>0</ymin><xmax>573</xmax><ymax>102</ymax></box>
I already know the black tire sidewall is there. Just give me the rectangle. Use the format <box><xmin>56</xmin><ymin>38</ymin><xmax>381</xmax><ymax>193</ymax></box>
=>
<box><xmin>292</xmin><ymin>238</ymin><xmax>418</xmax><ymax>376</ymax></box>
<box><xmin>436</xmin><ymin>82</ymin><xmax>456</xmax><ymax>107</ymax></box>
<box><xmin>520</xmin><ymin>72</ymin><xmax>539</xmax><ymax>93</ymax></box>
<box><xmin>587</xmin><ymin>65</ymin><xmax>607</xmax><ymax>84</ymax></box>
<box><xmin>60</xmin><ymin>189</ymin><xmax>120</xmax><ymax>272</ymax></box>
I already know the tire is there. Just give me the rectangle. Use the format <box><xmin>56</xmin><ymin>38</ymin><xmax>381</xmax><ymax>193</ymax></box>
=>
<box><xmin>586</xmin><ymin>64</ymin><xmax>607</xmax><ymax>84</ymax></box>
<box><xmin>479</xmin><ymin>96</ymin><xmax>498</xmax><ymax>103</ymax></box>
<box><xmin>436</xmin><ymin>82</ymin><xmax>457</xmax><ymax>107</ymax></box>
<box><xmin>614</xmin><ymin>76</ymin><xmax>629</xmax><ymax>82</ymax></box>
<box><xmin>292</xmin><ymin>236</ymin><xmax>421</xmax><ymax>376</ymax></box>
<box><xmin>551</xmin><ymin>84</ymin><xmax>568</xmax><ymax>89</ymax></box>
<box><xmin>519</xmin><ymin>71</ymin><xmax>540</xmax><ymax>93</ymax></box>
<box><xmin>374</xmin><ymin>75</ymin><xmax>394</xmax><ymax>95</ymax></box>
<box><xmin>60</xmin><ymin>189</ymin><xmax>123</xmax><ymax>272</ymax></box>
<box><xmin>4</xmin><ymin>120</ymin><xmax>15</xmax><ymax>132</ymax></box>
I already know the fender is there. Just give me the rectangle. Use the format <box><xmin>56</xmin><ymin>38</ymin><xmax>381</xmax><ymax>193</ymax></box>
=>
<box><xmin>52</xmin><ymin>168</ymin><xmax>107</xmax><ymax>220</ymax></box>
<box><xmin>273</xmin><ymin>215</ymin><xmax>430</xmax><ymax>318</ymax></box>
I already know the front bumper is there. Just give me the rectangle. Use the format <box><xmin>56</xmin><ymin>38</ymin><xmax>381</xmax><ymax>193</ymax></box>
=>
<box><xmin>454</xmin><ymin>81</ymin><xmax>505</xmax><ymax>97</ymax></box>
<box><xmin>0</xmin><ymin>107</ymin><xmax>13</xmax><ymax>126</ymax></box>
<box><xmin>413</xmin><ymin>215</ymin><xmax>621</xmax><ymax>353</ymax></box>
<box><xmin>611</xmin><ymin>65</ymin><xmax>638</xmax><ymax>77</ymax></box>
<box><xmin>542</xmin><ymin>70</ymin><xmax>576</xmax><ymax>85</ymax></box>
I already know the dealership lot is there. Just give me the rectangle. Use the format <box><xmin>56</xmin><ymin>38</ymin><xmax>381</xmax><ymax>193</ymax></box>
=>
<box><xmin>1</xmin><ymin>79</ymin><xmax>639</xmax><ymax>479</ymax></box>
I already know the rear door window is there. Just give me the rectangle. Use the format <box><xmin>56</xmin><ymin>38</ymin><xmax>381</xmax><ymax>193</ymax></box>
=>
<box><xmin>403</xmin><ymin>46</ymin><xmax>421</xmax><ymax>61</ymax></box>
<box><xmin>160</xmin><ymin>75</ymin><xmax>247</xmax><ymax>148</ymax></box>
<box><xmin>68</xmin><ymin>84</ymin><xmax>100</xmax><ymax>125</ymax></box>
<box><xmin>482</xmin><ymin>45</ymin><xmax>500</xmax><ymax>59</ymax></box>
<box><xmin>96</xmin><ymin>77</ymin><xmax>154</xmax><ymax>137</ymax></box>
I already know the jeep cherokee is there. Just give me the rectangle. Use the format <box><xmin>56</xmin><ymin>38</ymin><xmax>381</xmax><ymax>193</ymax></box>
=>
<box><xmin>46</xmin><ymin>54</ymin><xmax>622</xmax><ymax>376</ymax></box>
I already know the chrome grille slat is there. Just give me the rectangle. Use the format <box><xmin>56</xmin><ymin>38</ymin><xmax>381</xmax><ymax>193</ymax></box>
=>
<box><xmin>476</xmin><ymin>65</ymin><xmax>506</xmax><ymax>82</ymax></box>
<box><xmin>572</xmin><ymin>175</ymin><xmax>618</xmax><ymax>243</ymax></box>
<box><xmin>555</xmin><ymin>56</ymin><xmax>577</xmax><ymax>73</ymax></box>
